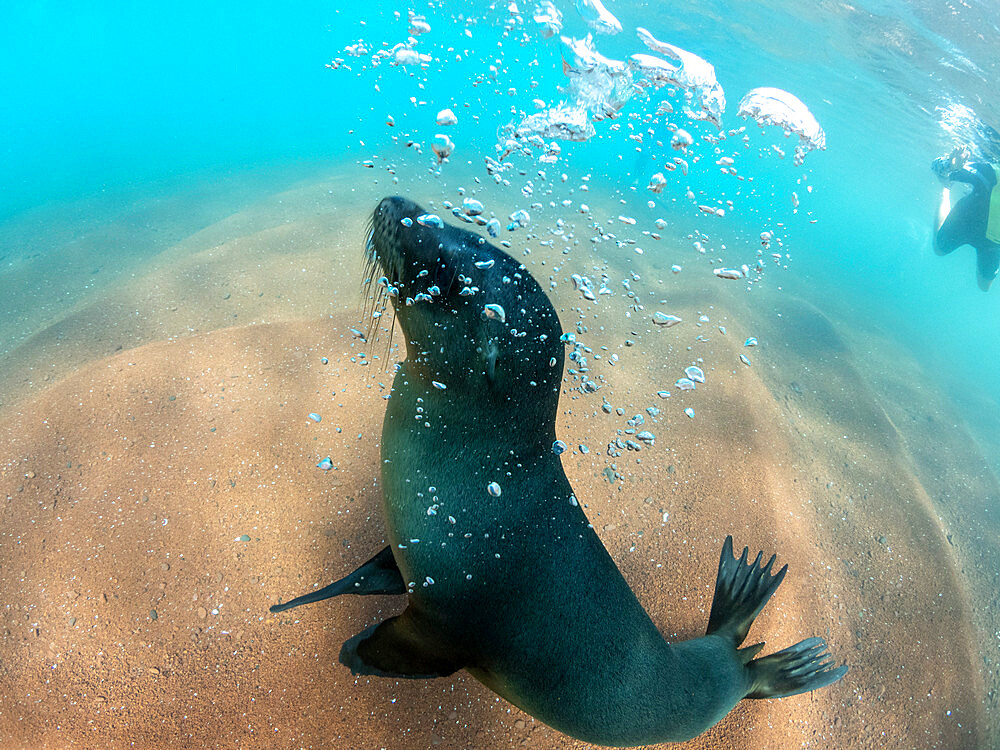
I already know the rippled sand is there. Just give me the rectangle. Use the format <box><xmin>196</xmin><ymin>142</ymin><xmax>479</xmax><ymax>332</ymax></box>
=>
<box><xmin>1</xmin><ymin>166</ymin><xmax>997</xmax><ymax>748</ymax></box>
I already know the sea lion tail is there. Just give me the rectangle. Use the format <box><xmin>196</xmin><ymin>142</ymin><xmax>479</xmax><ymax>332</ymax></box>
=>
<box><xmin>705</xmin><ymin>536</ymin><xmax>849</xmax><ymax>699</ymax></box>
<box><xmin>705</xmin><ymin>535</ymin><xmax>787</xmax><ymax>646</ymax></box>
<box><xmin>744</xmin><ymin>637</ymin><xmax>849</xmax><ymax>699</ymax></box>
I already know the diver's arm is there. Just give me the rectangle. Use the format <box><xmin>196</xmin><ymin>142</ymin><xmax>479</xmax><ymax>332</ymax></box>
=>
<box><xmin>947</xmin><ymin>168</ymin><xmax>980</xmax><ymax>187</ymax></box>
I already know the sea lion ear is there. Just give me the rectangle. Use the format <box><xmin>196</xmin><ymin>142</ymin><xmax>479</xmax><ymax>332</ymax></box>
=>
<box><xmin>484</xmin><ymin>339</ymin><xmax>499</xmax><ymax>386</ymax></box>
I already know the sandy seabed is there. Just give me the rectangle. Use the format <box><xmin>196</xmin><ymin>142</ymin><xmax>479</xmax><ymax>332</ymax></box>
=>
<box><xmin>1</xmin><ymin>166</ymin><xmax>999</xmax><ymax>749</ymax></box>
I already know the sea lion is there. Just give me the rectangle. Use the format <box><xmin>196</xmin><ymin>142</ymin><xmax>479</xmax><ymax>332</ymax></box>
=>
<box><xmin>271</xmin><ymin>196</ymin><xmax>847</xmax><ymax>746</ymax></box>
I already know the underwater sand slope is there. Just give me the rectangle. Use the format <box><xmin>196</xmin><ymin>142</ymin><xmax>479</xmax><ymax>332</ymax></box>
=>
<box><xmin>0</xmin><ymin>170</ymin><xmax>380</xmax><ymax>412</ymax></box>
<box><xmin>0</xmin><ymin>288</ymin><xmax>986</xmax><ymax>748</ymax></box>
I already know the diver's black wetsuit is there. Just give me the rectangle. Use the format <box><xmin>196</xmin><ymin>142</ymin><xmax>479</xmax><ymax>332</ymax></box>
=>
<box><xmin>935</xmin><ymin>161</ymin><xmax>999</xmax><ymax>290</ymax></box>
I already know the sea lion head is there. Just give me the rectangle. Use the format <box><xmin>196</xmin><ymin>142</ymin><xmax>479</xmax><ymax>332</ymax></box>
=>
<box><xmin>364</xmin><ymin>196</ymin><xmax>564</xmax><ymax>406</ymax></box>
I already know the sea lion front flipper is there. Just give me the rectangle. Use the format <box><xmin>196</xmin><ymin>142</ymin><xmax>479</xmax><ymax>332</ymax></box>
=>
<box><xmin>269</xmin><ymin>546</ymin><xmax>405</xmax><ymax>614</ymax></box>
<box><xmin>339</xmin><ymin>611</ymin><xmax>465</xmax><ymax>679</ymax></box>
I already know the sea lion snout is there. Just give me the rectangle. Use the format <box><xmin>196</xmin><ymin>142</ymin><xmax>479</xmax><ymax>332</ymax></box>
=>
<box><xmin>363</xmin><ymin>196</ymin><xmax>565</xmax><ymax>400</ymax></box>
<box><xmin>368</xmin><ymin>196</ymin><xmax>463</xmax><ymax>297</ymax></box>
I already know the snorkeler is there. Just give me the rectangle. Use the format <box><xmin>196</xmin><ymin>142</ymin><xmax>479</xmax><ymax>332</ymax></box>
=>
<box><xmin>932</xmin><ymin>146</ymin><xmax>1000</xmax><ymax>291</ymax></box>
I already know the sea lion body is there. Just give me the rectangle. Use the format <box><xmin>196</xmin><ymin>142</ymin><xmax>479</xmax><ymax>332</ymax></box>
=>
<box><xmin>380</xmin><ymin>346</ymin><xmax>742</xmax><ymax>745</ymax></box>
<box><xmin>273</xmin><ymin>197</ymin><xmax>846</xmax><ymax>746</ymax></box>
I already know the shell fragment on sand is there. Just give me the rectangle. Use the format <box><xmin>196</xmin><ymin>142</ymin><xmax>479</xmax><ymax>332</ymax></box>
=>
<box><xmin>684</xmin><ymin>366</ymin><xmax>705</xmax><ymax>383</ymax></box>
<box><xmin>653</xmin><ymin>312</ymin><xmax>682</xmax><ymax>327</ymax></box>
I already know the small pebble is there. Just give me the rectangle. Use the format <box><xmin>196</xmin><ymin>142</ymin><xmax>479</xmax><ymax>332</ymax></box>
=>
<box><xmin>320</xmin><ymin>357</ymin><xmax>329</xmax><ymax>364</ymax></box>
<box><xmin>317</xmin><ymin>457</ymin><xmax>334</xmax><ymax>471</ymax></box>
<box><xmin>432</xmin><ymin>381</ymin><xmax>447</xmax><ymax>390</ymax></box>
<box><xmin>237</xmin><ymin>534</ymin><xmax>251</xmax><ymax>542</ymax></box>
<box><xmin>307</xmin><ymin>413</ymin><xmax>322</xmax><ymax>423</ymax></box>
<box><xmin>684</xmin><ymin>407</ymin><xmax>695</xmax><ymax>418</ymax></box>
<box><xmin>552</xmin><ymin>440</ymin><xmax>567</xmax><ymax>455</ymax></box>
<box><xmin>487</xmin><ymin>482</ymin><xmax>502</xmax><ymax>497</ymax></box>
<box><xmin>744</xmin><ymin>337</ymin><xmax>758</xmax><ymax>347</ymax></box>
<box><xmin>740</xmin><ymin>354</ymin><xmax>751</xmax><ymax>366</ymax></box>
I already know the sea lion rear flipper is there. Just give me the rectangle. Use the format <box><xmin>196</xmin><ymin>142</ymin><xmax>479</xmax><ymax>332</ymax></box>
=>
<box><xmin>745</xmin><ymin>637</ymin><xmax>848</xmax><ymax>699</ymax></box>
<box><xmin>269</xmin><ymin>546</ymin><xmax>405</xmax><ymax>614</ymax></box>
<box><xmin>705</xmin><ymin>535</ymin><xmax>787</xmax><ymax>646</ymax></box>
<box><xmin>339</xmin><ymin>611</ymin><xmax>465</xmax><ymax>679</ymax></box>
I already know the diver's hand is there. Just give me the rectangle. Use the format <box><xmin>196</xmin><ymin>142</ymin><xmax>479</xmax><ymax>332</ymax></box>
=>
<box><xmin>948</xmin><ymin>146</ymin><xmax>969</xmax><ymax>172</ymax></box>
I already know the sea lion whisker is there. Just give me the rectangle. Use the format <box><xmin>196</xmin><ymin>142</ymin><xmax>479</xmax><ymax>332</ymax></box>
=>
<box><xmin>382</xmin><ymin>308</ymin><xmax>397</xmax><ymax>370</ymax></box>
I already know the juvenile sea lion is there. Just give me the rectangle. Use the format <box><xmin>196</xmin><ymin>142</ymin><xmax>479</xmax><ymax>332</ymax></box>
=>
<box><xmin>272</xmin><ymin>196</ymin><xmax>847</xmax><ymax>745</ymax></box>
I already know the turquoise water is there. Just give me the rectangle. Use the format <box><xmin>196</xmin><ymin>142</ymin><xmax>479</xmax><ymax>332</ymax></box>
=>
<box><xmin>3</xmin><ymin>1</ymin><xmax>997</xmax><ymax>416</ymax></box>
<box><xmin>2</xmin><ymin>1</ymin><xmax>1000</xmax><ymax>746</ymax></box>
